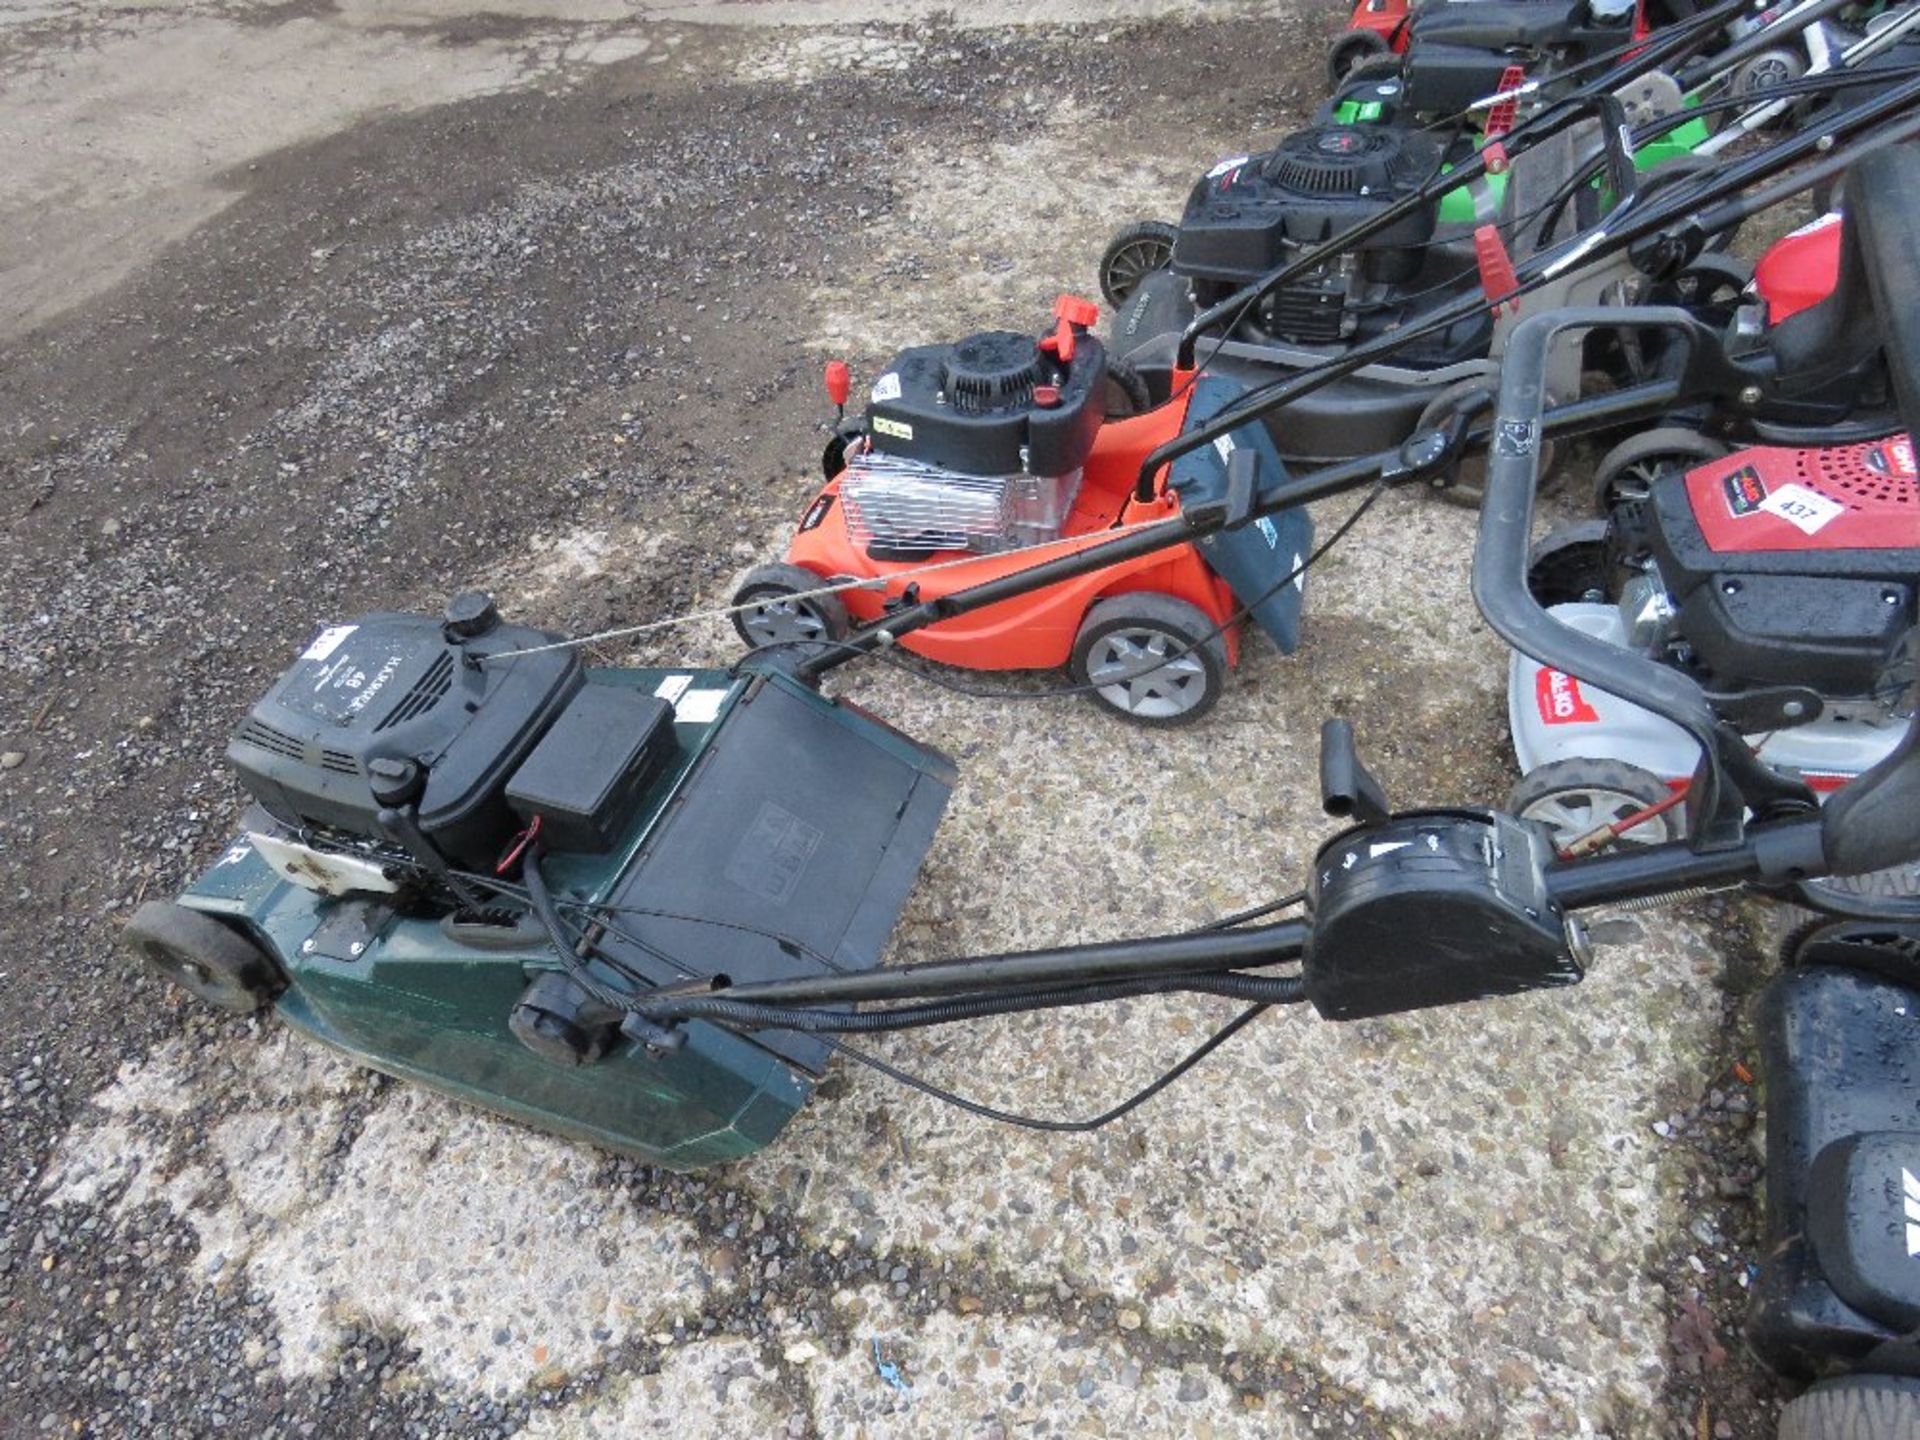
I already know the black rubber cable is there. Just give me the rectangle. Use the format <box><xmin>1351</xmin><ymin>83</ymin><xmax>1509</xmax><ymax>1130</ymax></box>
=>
<box><xmin>637</xmin><ymin>970</ymin><xmax>1309</xmax><ymax>1035</ymax></box>
<box><xmin>807</xmin><ymin>892</ymin><xmax>1313</xmax><ymax>1131</ymax></box>
<box><xmin>824</xmin><ymin>1003</ymin><xmax>1274</xmax><ymax>1134</ymax></box>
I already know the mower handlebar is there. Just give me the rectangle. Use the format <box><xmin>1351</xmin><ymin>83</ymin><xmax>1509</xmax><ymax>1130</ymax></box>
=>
<box><xmin>1475</xmin><ymin>306</ymin><xmax>1824</xmax><ymax>850</ymax></box>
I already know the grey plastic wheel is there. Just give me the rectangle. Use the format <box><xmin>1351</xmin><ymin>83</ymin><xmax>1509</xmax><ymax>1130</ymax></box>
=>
<box><xmin>1069</xmin><ymin>593</ymin><xmax>1227</xmax><ymax>727</ymax></box>
<box><xmin>123</xmin><ymin>901</ymin><xmax>283</xmax><ymax>1015</ymax></box>
<box><xmin>1099</xmin><ymin>221</ymin><xmax>1178</xmax><ymax>309</ymax></box>
<box><xmin>1591</xmin><ymin>427</ymin><xmax>1729</xmax><ymax>513</ymax></box>
<box><xmin>730</xmin><ymin>563</ymin><xmax>850</xmax><ymax>650</ymax></box>
<box><xmin>1732</xmin><ymin>46</ymin><xmax>1808</xmax><ymax>104</ymax></box>
<box><xmin>1778</xmin><ymin>1373</ymin><xmax>1920</xmax><ymax>1440</ymax></box>
<box><xmin>1510</xmin><ymin>759</ymin><xmax>1682</xmax><ymax>850</ymax></box>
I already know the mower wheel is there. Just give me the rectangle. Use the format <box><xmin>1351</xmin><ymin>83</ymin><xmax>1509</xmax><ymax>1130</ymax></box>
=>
<box><xmin>1777</xmin><ymin>1373</ymin><xmax>1920</xmax><ymax>1440</ymax></box>
<box><xmin>1781</xmin><ymin>919</ymin><xmax>1920</xmax><ymax>981</ymax></box>
<box><xmin>1790</xmin><ymin>863</ymin><xmax>1920</xmax><ymax>924</ymax></box>
<box><xmin>1510</xmin><ymin>760</ymin><xmax>1682</xmax><ymax>851</ymax></box>
<box><xmin>1415</xmin><ymin>378</ymin><xmax>1554</xmax><ymax>507</ymax></box>
<box><xmin>1099</xmin><ymin>221</ymin><xmax>1178</xmax><ymax>309</ymax></box>
<box><xmin>1327</xmin><ymin>29</ymin><xmax>1390</xmax><ymax>86</ymax></box>
<box><xmin>1104</xmin><ymin>358</ymin><xmax>1153</xmax><ymax>419</ymax></box>
<box><xmin>730</xmin><ymin>563</ymin><xmax>850</xmax><ymax>651</ymax></box>
<box><xmin>1617</xmin><ymin>252</ymin><xmax>1753</xmax><ymax>374</ymax></box>
<box><xmin>1342</xmin><ymin>52</ymin><xmax>1405</xmax><ymax>85</ymax></box>
<box><xmin>1729</xmin><ymin>47</ymin><xmax>1808</xmax><ymax>120</ymax></box>
<box><xmin>1591</xmin><ymin>427</ymin><xmax>1728</xmax><ymax>514</ymax></box>
<box><xmin>123</xmin><ymin>901</ymin><xmax>284</xmax><ymax>1015</ymax></box>
<box><xmin>1070</xmin><ymin>593</ymin><xmax>1227</xmax><ymax>727</ymax></box>
<box><xmin>1660</xmin><ymin>251</ymin><xmax>1754</xmax><ymax>310</ymax></box>
<box><xmin>1527</xmin><ymin>520</ymin><xmax>1612</xmax><ymax>607</ymax></box>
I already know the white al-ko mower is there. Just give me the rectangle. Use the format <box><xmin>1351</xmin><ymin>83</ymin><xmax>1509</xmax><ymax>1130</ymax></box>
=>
<box><xmin>1507</xmin><ymin>401</ymin><xmax>1920</xmax><ymax>917</ymax></box>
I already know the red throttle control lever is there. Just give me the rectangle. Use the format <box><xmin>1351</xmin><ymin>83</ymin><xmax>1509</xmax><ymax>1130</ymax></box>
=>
<box><xmin>1482</xmin><ymin>65</ymin><xmax>1527</xmax><ymax>176</ymax></box>
<box><xmin>1474</xmin><ymin>225</ymin><xmax>1522</xmax><ymax>316</ymax></box>
<box><xmin>1040</xmin><ymin>293</ymin><xmax>1101</xmax><ymax>366</ymax></box>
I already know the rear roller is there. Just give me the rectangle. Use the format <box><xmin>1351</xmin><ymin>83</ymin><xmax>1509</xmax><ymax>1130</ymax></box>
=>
<box><xmin>123</xmin><ymin>901</ymin><xmax>284</xmax><ymax>1015</ymax></box>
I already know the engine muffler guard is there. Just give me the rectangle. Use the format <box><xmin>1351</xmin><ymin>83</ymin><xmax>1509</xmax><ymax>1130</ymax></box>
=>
<box><xmin>178</xmin><ymin>666</ymin><xmax>955</xmax><ymax>1170</ymax></box>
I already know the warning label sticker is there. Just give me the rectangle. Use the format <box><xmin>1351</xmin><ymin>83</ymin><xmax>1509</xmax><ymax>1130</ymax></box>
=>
<box><xmin>301</xmin><ymin>624</ymin><xmax>357</xmax><ymax>662</ymax></box>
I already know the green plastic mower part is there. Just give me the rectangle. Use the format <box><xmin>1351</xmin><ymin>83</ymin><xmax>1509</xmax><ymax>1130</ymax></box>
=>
<box><xmin>180</xmin><ymin>664</ymin><xmax>954</xmax><ymax>1170</ymax></box>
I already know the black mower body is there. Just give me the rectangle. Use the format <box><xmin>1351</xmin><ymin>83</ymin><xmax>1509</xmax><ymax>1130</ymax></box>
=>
<box><xmin>1399</xmin><ymin>0</ymin><xmax>1641</xmax><ymax>115</ymax></box>
<box><xmin>1749</xmin><ymin>951</ymin><xmax>1920</xmax><ymax>1380</ymax></box>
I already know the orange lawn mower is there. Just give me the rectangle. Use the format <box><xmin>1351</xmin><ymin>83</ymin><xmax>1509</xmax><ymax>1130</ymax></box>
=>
<box><xmin>728</xmin><ymin>296</ymin><xmax>1317</xmax><ymax>727</ymax></box>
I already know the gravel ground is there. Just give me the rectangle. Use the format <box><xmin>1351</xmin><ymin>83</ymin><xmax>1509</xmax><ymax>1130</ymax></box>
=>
<box><xmin>0</xmin><ymin>3</ymin><xmax>1821</xmax><ymax>1436</ymax></box>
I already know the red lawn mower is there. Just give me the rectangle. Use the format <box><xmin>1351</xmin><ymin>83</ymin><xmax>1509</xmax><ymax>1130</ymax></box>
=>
<box><xmin>731</xmin><ymin>60</ymin><xmax>1916</xmax><ymax>724</ymax></box>
<box><xmin>729</xmin><ymin>298</ymin><xmax>1314</xmax><ymax>726</ymax></box>
<box><xmin>1329</xmin><ymin>0</ymin><xmax>1673</xmax><ymax>93</ymax></box>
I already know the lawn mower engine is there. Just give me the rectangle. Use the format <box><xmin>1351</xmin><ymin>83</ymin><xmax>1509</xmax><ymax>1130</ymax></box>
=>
<box><xmin>226</xmin><ymin>598</ymin><xmax>591</xmax><ymax>896</ymax></box>
<box><xmin>1609</xmin><ymin>438</ymin><xmax>1919</xmax><ymax>717</ymax></box>
<box><xmin>837</xmin><ymin>302</ymin><xmax>1106</xmax><ymax>560</ymax></box>
<box><xmin>1171</xmin><ymin>125</ymin><xmax>1491</xmax><ymax>364</ymax></box>
<box><xmin>1513</xmin><ymin>436</ymin><xmax>1920</xmax><ymax>822</ymax></box>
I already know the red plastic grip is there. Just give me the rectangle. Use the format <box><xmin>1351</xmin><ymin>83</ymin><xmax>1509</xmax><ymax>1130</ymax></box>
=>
<box><xmin>824</xmin><ymin>359</ymin><xmax>851</xmax><ymax>408</ymax></box>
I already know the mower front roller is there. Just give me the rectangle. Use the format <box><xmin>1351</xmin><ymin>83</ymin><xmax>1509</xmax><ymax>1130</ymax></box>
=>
<box><xmin>125</xmin><ymin>900</ymin><xmax>286</xmax><ymax>1015</ymax></box>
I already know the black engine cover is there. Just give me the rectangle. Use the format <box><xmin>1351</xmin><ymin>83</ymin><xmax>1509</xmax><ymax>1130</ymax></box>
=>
<box><xmin>1172</xmin><ymin>125</ymin><xmax>1443</xmax><ymax>285</ymax></box>
<box><xmin>1675</xmin><ymin>573</ymin><xmax>1912</xmax><ymax>697</ymax></box>
<box><xmin>1401</xmin><ymin>0</ymin><xmax>1637</xmax><ymax>115</ymax></box>
<box><xmin>229</xmin><ymin>611</ymin><xmax>582</xmax><ymax>869</ymax></box>
<box><xmin>1617</xmin><ymin>462</ymin><xmax>1920</xmax><ymax>699</ymax></box>
<box><xmin>863</xmin><ymin>328</ymin><xmax>1105</xmax><ymax>477</ymax></box>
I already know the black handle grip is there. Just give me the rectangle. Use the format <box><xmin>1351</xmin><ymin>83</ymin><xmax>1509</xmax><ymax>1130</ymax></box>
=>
<box><xmin>1319</xmin><ymin>719</ymin><xmax>1390</xmax><ymax>827</ymax></box>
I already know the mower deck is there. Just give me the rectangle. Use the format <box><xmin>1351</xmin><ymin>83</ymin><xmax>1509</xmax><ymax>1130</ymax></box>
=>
<box><xmin>178</xmin><ymin>664</ymin><xmax>955</xmax><ymax>1169</ymax></box>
